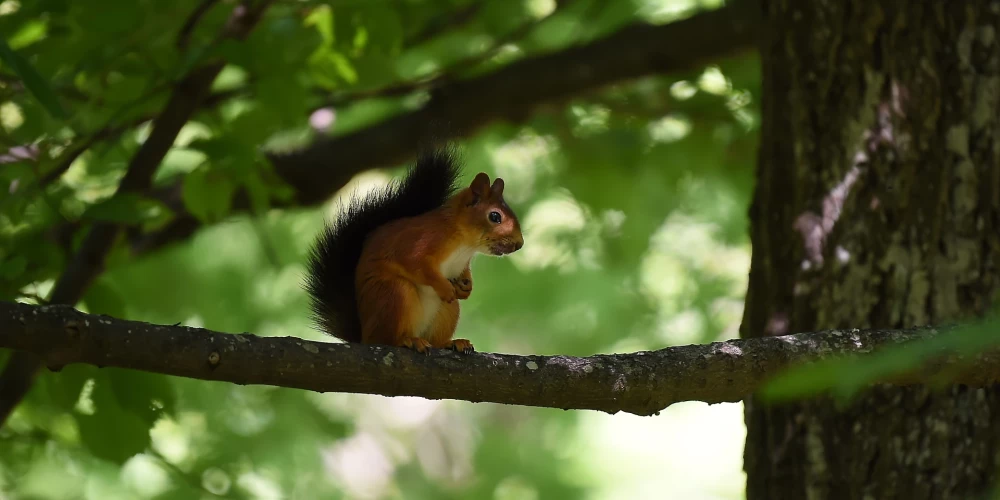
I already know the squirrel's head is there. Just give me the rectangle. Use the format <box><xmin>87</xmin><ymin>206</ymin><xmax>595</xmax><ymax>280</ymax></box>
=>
<box><xmin>459</xmin><ymin>172</ymin><xmax>524</xmax><ymax>256</ymax></box>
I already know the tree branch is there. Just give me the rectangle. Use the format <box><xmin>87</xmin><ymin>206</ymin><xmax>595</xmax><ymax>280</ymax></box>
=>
<box><xmin>177</xmin><ymin>0</ymin><xmax>223</xmax><ymax>51</ymax></box>
<box><xmin>321</xmin><ymin>0</ymin><xmax>578</xmax><ymax>107</ymax></box>
<box><xmin>128</xmin><ymin>0</ymin><xmax>761</xmax><ymax>256</ymax></box>
<box><xmin>2</xmin><ymin>301</ymin><xmax>997</xmax><ymax>417</ymax></box>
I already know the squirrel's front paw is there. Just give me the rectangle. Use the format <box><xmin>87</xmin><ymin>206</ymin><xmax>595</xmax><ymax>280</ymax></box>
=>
<box><xmin>450</xmin><ymin>277</ymin><xmax>472</xmax><ymax>300</ymax></box>
<box><xmin>436</xmin><ymin>287</ymin><xmax>457</xmax><ymax>303</ymax></box>
<box><xmin>401</xmin><ymin>336</ymin><xmax>432</xmax><ymax>355</ymax></box>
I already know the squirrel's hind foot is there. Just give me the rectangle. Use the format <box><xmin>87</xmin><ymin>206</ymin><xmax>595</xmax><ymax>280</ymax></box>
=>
<box><xmin>401</xmin><ymin>336</ymin><xmax>433</xmax><ymax>355</ymax></box>
<box><xmin>449</xmin><ymin>338</ymin><xmax>474</xmax><ymax>354</ymax></box>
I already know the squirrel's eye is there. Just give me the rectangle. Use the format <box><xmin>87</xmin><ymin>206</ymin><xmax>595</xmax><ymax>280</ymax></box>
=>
<box><xmin>489</xmin><ymin>211</ymin><xmax>502</xmax><ymax>224</ymax></box>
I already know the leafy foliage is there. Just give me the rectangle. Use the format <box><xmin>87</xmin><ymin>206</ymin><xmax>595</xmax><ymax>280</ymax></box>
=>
<box><xmin>761</xmin><ymin>318</ymin><xmax>1000</xmax><ymax>403</ymax></box>
<box><xmin>1</xmin><ymin>0</ymin><xmax>758</xmax><ymax>498</ymax></box>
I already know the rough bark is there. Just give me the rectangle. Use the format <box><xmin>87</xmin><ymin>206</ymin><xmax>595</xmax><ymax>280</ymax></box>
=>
<box><xmin>2</xmin><ymin>301</ymin><xmax>999</xmax><ymax>417</ymax></box>
<box><xmin>742</xmin><ymin>1</ymin><xmax>1000</xmax><ymax>499</ymax></box>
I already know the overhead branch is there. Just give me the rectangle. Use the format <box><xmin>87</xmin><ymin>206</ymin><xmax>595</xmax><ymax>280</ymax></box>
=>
<box><xmin>270</xmin><ymin>0</ymin><xmax>759</xmax><ymax>205</ymax></box>
<box><xmin>129</xmin><ymin>0</ymin><xmax>760</xmax><ymax>256</ymax></box>
<box><xmin>2</xmin><ymin>301</ymin><xmax>997</xmax><ymax>417</ymax></box>
<box><xmin>177</xmin><ymin>0</ymin><xmax>223</xmax><ymax>51</ymax></box>
<box><xmin>322</xmin><ymin>0</ymin><xmax>580</xmax><ymax>107</ymax></box>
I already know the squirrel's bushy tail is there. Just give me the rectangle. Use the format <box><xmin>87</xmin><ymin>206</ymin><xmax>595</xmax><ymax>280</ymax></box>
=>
<box><xmin>303</xmin><ymin>148</ymin><xmax>462</xmax><ymax>342</ymax></box>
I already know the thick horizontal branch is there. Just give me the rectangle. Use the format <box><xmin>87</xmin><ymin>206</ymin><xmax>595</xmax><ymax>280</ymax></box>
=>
<box><xmin>2</xmin><ymin>301</ymin><xmax>998</xmax><ymax>416</ymax></box>
<box><xmin>127</xmin><ymin>0</ymin><xmax>760</xmax><ymax>257</ymax></box>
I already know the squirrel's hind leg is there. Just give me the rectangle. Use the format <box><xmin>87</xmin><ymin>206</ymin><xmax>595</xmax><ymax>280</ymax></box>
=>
<box><xmin>426</xmin><ymin>301</ymin><xmax>474</xmax><ymax>354</ymax></box>
<box><xmin>358</xmin><ymin>277</ymin><xmax>432</xmax><ymax>354</ymax></box>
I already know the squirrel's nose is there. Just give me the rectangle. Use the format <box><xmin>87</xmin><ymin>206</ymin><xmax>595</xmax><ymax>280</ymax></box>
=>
<box><xmin>514</xmin><ymin>239</ymin><xmax>523</xmax><ymax>251</ymax></box>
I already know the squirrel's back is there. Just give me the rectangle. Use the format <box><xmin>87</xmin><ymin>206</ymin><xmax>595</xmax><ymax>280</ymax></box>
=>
<box><xmin>303</xmin><ymin>148</ymin><xmax>462</xmax><ymax>342</ymax></box>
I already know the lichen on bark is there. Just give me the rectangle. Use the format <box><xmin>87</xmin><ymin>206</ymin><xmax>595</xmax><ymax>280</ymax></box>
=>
<box><xmin>742</xmin><ymin>1</ymin><xmax>1000</xmax><ymax>498</ymax></box>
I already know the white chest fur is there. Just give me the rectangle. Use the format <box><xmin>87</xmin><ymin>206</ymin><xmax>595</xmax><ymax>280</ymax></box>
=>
<box><xmin>438</xmin><ymin>245</ymin><xmax>477</xmax><ymax>279</ymax></box>
<box><xmin>412</xmin><ymin>246</ymin><xmax>477</xmax><ymax>337</ymax></box>
<box><xmin>414</xmin><ymin>286</ymin><xmax>441</xmax><ymax>337</ymax></box>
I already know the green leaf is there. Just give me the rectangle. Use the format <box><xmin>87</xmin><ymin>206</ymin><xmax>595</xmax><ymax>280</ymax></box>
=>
<box><xmin>100</xmin><ymin>73</ymin><xmax>148</xmax><ymax>104</ymax></box>
<box><xmin>308</xmin><ymin>47</ymin><xmax>358</xmax><ymax>87</ymax></box>
<box><xmin>43</xmin><ymin>364</ymin><xmax>98</xmax><ymax>411</ymax></box>
<box><xmin>0</xmin><ymin>255</ymin><xmax>28</xmax><ymax>280</ymax></box>
<box><xmin>242</xmin><ymin>171</ymin><xmax>271</xmax><ymax>214</ymax></box>
<box><xmin>75</xmin><ymin>411</ymin><xmax>151</xmax><ymax>464</ymax></box>
<box><xmin>0</xmin><ymin>37</ymin><xmax>67</xmax><ymax>119</ymax></box>
<box><xmin>182</xmin><ymin>166</ymin><xmax>236</xmax><ymax>223</ymax></box>
<box><xmin>81</xmin><ymin>193</ymin><xmax>172</xmax><ymax>225</ymax></box>
<box><xmin>8</xmin><ymin>20</ymin><xmax>48</xmax><ymax>50</ymax></box>
<box><xmin>73</xmin><ymin>371</ymin><xmax>153</xmax><ymax>464</ymax></box>
<box><xmin>82</xmin><ymin>278</ymin><xmax>128</xmax><ymax>318</ymax></box>
<box><xmin>188</xmin><ymin>135</ymin><xmax>261</xmax><ymax>171</ymax></box>
<box><xmin>107</xmin><ymin>368</ymin><xmax>176</xmax><ymax>425</ymax></box>
<box><xmin>761</xmin><ymin>319</ymin><xmax>1000</xmax><ymax>402</ymax></box>
<box><xmin>254</xmin><ymin>77</ymin><xmax>310</xmax><ymax>125</ymax></box>
<box><xmin>304</xmin><ymin>4</ymin><xmax>334</xmax><ymax>45</ymax></box>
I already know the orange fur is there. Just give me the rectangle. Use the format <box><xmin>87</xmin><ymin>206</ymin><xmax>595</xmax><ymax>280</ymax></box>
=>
<box><xmin>355</xmin><ymin>173</ymin><xmax>523</xmax><ymax>354</ymax></box>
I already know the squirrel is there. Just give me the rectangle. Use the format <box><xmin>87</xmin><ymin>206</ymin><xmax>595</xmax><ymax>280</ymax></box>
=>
<box><xmin>303</xmin><ymin>148</ymin><xmax>524</xmax><ymax>355</ymax></box>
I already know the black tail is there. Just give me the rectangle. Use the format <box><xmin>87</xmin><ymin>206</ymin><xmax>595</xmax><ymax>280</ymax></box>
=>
<box><xmin>303</xmin><ymin>148</ymin><xmax>463</xmax><ymax>342</ymax></box>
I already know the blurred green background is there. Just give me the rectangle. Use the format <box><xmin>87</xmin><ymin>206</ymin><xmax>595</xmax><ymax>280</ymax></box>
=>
<box><xmin>0</xmin><ymin>0</ymin><xmax>758</xmax><ymax>498</ymax></box>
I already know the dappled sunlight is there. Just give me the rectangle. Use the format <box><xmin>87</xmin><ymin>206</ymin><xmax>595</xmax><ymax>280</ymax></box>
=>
<box><xmin>221</xmin><ymin>387</ymin><xmax>279</xmax><ymax>436</ymax></box>
<box><xmin>0</xmin><ymin>0</ymin><xmax>19</xmax><ymax>15</ymax></box>
<box><xmin>14</xmin><ymin>454</ymin><xmax>85</xmax><ymax>499</ymax></box>
<box><xmin>120</xmin><ymin>454</ymin><xmax>172</xmax><ymax>498</ymax></box>
<box><xmin>323</xmin><ymin>432</ymin><xmax>397</xmax><ymax>499</ymax></box>
<box><xmin>711</xmin><ymin>296</ymin><xmax>746</xmax><ymax>340</ymax></box>
<box><xmin>637</xmin><ymin>211</ymin><xmax>749</xmax><ymax>349</ymax></box>
<box><xmin>489</xmin><ymin>130</ymin><xmax>559</xmax><ymax>204</ymax></box>
<box><xmin>699</xmin><ymin>66</ymin><xmax>732</xmax><ymax>95</ymax></box>
<box><xmin>657</xmin><ymin>308</ymin><xmax>707</xmax><ymax>345</ymax></box>
<box><xmin>638</xmin><ymin>0</ymin><xmax>725</xmax><ymax>24</ymax></box>
<box><xmin>150</xmin><ymin>412</ymin><xmax>205</xmax><ymax>465</ymax></box>
<box><xmin>526</xmin><ymin>0</ymin><xmax>557</xmax><ymax>19</ymax></box>
<box><xmin>326</xmin><ymin>170</ymin><xmax>395</xmax><ymax>221</ymax></box>
<box><xmin>0</xmin><ymin>101</ymin><xmax>23</xmax><ymax>130</ymax></box>
<box><xmin>494</xmin><ymin>475</ymin><xmax>541</xmax><ymax>500</ymax></box>
<box><xmin>648</xmin><ymin>213</ymin><xmax>750</xmax><ymax>295</ymax></box>
<box><xmin>640</xmin><ymin>251</ymin><xmax>693</xmax><ymax>312</ymax></box>
<box><xmin>570</xmin><ymin>401</ymin><xmax>746</xmax><ymax>500</ymax></box>
<box><xmin>236</xmin><ymin>471</ymin><xmax>284</xmax><ymax>499</ymax></box>
<box><xmin>509</xmin><ymin>192</ymin><xmax>589</xmax><ymax>272</ymax></box>
<box><xmin>570</xmin><ymin>104</ymin><xmax>613</xmax><ymax>137</ymax></box>
<box><xmin>314</xmin><ymin>393</ymin><xmax>478</xmax><ymax>497</ymax></box>
<box><xmin>671</xmin><ymin>80</ymin><xmax>699</xmax><ymax>100</ymax></box>
<box><xmin>648</xmin><ymin>114</ymin><xmax>693</xmax><ymax>143</ymax></box>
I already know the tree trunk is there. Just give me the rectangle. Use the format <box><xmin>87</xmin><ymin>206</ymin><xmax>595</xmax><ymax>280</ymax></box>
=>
<box><xmin>741</xmin><ymin>2</ymin><xmax>1000</xmax><ymax>499</ymax></box>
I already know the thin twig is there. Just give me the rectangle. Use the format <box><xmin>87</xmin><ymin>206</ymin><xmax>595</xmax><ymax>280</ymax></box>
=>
<box><xmin>178</xmin><ymin>0</ymin><xmax>224</xmax><ymax>51</ymax></box>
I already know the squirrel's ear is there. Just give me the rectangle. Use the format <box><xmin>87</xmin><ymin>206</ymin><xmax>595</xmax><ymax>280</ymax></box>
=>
<box><xmin>490</xmin><ymin>178</ymin><xmax>504</xmax><ymax>197</ymax></box>
<box><xmin>470</xmin><ymin>172</ymin><xmax>491</xmax><ymax>197</ymax></box>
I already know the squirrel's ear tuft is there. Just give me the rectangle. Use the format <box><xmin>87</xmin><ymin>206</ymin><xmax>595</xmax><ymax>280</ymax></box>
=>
<box><xmin>470</xmin><ymin>172</ymin><xmax>491</xmax><ymax>197</ymax></box>
<box><xmin>490</xmin><ymin>178</ymin><xmax>504</xmax><ymax>197</ymax></box>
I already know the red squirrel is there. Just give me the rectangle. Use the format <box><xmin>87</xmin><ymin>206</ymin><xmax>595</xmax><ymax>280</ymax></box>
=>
<box><xmin>304</xmin><ymin>148</ymin><xmax>524</xmax><ymax>354</ymax></box>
